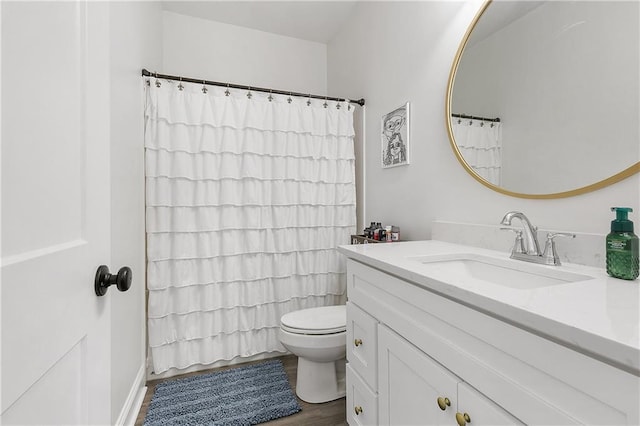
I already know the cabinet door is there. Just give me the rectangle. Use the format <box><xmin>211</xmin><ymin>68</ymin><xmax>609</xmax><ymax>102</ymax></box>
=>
<box><xmin>378</xmin><ymin>325</ymin><xmax>459</xmax><ymax>426</ymax></box>
<box><xmin>456</xmin><ymin>383</ymin><xmax>524</xmax><ymax>426</ymax></box>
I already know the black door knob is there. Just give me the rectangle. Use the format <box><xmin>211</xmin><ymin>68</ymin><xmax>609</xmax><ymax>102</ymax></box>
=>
<box><xmin>95</xmin><ymin>265</ymin><xmax>132</xmax><ymax>296</ymax></box>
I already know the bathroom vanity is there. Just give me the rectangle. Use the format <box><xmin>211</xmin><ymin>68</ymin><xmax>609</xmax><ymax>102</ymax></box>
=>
<box><xmin>338</xmin><ymin>241</ymin><xmax>639</xmax><ymax>425</ymax></box>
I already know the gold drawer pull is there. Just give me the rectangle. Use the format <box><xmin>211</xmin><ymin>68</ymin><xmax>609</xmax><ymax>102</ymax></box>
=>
<box><xmin>354</xmin><ymin>406</ymin><xmax>363</xmax><ymax>415</ymax></box>
<box><xmin>456</xmin><ymin>412</ymin><xmax>471</xmax><ymax>426</ymax></box>
<box><xmin>436</xmin><ymin>396</ymin><xmax>451</xmax><ymax>411</ymax></box>
<box><xmin>354</xmin><ymin>338</ymin><xmax>363</xmax><ymax>347</ymax></box>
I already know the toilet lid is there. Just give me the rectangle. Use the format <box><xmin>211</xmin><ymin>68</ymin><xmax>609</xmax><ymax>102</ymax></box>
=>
<box><xmin>280</xmin><ymin>305</ymin><xmax>346</xmax><ymax>335</ymax></box>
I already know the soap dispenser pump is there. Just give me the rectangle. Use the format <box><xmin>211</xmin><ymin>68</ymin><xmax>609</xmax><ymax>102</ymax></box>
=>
<box><xmin>606</xmin><ymin>207</ymin><xmax>639</xmax><ymax>280</ymax></box>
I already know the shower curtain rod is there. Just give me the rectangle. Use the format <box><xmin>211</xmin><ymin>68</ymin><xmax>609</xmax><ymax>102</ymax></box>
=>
<box><xmin>141</xmin><ymin>69</ymin><xmax>365</xmax><ymax>106</ymax></box>
<box><xmin>452</xmin><ymin>113</ymin><xmax>500</xmax><ymax>123</ymax></box>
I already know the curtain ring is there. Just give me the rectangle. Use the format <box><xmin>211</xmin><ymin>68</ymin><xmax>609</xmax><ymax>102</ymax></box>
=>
<box><xmin>225</xmin><ymin>83</ymin><xmax>231</xmax><ymax>97</ymax></box>
<box><xmin>202</xmin><ymin>80</ymin><xmax>208</xmax><ymax>94</ymax></box>
<box><xmin>246</xmin><ymin>86</ymin><xmax>252</xmax><ymax>99</ymax></box>
<box><xmin>154</xmin><ymin>71</ymin><xmax>161</xmax><ymax>88</ymax></box>
<box><xmin>336</xmin><ymin>99</ymin><xmax>342</xmax><ymax>110</ymax></box>
<box><xmin>268</xmin><ymin>89</ymin><xmax>273</xmax><ymax>102</ymax></box>
<box><xmin>323</xmin><ymin>96</ymin><xmax>328</xmax><ymax>108</ymax></box>
<box><xmin>287</xmin><ymin>92</ymin><xmax>292</xmax><ymax>104</ymax></box>
<box><xmin>469</xmin><ymin>120</ymin><xmax>473</xmax><ymax>125</ymax></box>
<box><xmin>306</xmin><ymin>94</ymin><xmax>311</xmax><ymax>106</ymax></box>
<box><xmin>178</xmin><ymin>76</ymin><xmax>184</xmax><ymax>91</ymax></box>
<box><xmin>457</xmin><ymin>118</ymin><xmax>461</xmax><ymax>124</ymax></box>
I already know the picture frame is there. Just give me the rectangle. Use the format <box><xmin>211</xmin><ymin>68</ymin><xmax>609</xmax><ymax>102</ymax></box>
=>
<box><xmin>381</xmin><ymin>102</ymin><xmax>410</xmax><ymax>168</ymax></box>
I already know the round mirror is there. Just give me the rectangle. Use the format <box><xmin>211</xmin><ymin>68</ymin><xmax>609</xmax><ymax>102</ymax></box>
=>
<box><xmin>446</xmin><ymin>0</ymin><xmax>640</xmax><ymax>199</ymax></box>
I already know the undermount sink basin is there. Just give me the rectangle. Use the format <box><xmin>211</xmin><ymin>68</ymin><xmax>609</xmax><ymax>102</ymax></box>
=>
<box><xmin>407</xmin><ymin>253</ymin><xmax>594</xmax><ymax>290</ymax></box>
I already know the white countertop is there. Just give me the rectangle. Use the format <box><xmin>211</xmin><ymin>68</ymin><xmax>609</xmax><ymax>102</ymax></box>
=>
<box><xmin>338</xmin><ymin>240</ymin><xmax>640</xmax><ymax>375</ymax></box>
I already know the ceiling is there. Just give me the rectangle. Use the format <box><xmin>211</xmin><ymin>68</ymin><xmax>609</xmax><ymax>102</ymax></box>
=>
<box><xmin>162</xmin><ymin>1</ymin><xmax>546</xmax><ymax>46</ymax></box>
<box><xmin>162</xmin><ymin>1</ymin><xmax>360</xmax><ymax>44</ymax></box>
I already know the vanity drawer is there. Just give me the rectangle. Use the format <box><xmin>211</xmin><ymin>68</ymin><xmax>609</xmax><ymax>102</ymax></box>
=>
<box><xmin>346</xmin><ymin>301</ymin><xmax>378</xmax><ymax>389</ymax></box>
<box><xmin>346</xmin><ymin>364</ymin><xmax>378</xmax><ymax>426</ymax></box>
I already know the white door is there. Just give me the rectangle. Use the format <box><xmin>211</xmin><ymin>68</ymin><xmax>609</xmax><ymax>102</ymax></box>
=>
<box><xmin>1</xmin><ymin>2</ymin><xmax>112</xmax><ymax>424</ymax></box>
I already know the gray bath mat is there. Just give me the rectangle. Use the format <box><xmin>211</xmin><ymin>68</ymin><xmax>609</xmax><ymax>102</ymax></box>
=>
<box><xmin>143</xmin><ymin>359</ymin><xmax>301</xmax><ymax>426</ymax></box>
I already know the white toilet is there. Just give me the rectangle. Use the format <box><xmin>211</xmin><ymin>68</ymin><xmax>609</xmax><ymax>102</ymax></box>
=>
<box><xmin>279</xmin><ymin>305</ymin><xmax>347</xmax><ymax>403</ymax></box>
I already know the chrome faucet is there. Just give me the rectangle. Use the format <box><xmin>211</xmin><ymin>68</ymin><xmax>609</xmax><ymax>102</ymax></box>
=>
<box><xmin>500</xmin><ymin>211</ymin><xmax>541</xmax><ymax>255</ymax></box>
<box><xmin>500</xmin><ymin>211</ymin><xmax>575</xmax><ymax>266</ymax></box>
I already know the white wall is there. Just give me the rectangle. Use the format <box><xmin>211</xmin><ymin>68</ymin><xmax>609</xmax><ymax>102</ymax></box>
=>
<box><xmin>109</xmin><ymin>2</ymin><xmax>162</xmax><ymax>423</ymax></box>
<box><xmin>453</xmin><ymin>1</ymin><xmax>639</xmax><ymax>194</ymax></box>
<box><xmin>162</xmin><ymin>11</ymin><xmax>327</xmax><ymax>95</ymax></box>
<box><xmin>327</xmin><ymin>1</ymin><xmax>639</xmax><ymax>244</ymax></box>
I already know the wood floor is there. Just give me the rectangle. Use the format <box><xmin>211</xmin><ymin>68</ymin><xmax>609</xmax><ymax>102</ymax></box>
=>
<box><xmin>135</xmin><ymin>355</ymin><xmax>347</xmax><ymax>426</ymax></box>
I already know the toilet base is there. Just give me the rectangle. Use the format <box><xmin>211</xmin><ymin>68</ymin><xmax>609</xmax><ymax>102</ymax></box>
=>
<box><xmin>295</xmin><ymin>357</ymin><xmax>346</xmax><ymax>403</ymax></box>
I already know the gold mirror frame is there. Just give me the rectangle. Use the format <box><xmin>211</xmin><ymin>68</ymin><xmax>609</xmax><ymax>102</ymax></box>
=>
<box><xmin>445</xmin><ymin>0</ymin><xmax>640</xmax><ymax>199</ymax></box>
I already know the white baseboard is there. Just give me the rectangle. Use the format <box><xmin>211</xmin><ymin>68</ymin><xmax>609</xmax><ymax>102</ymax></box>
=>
<box><xmin>115</xmin><ymin>364</ymin><xmax>147</xmax><ymax>426</ymax></box>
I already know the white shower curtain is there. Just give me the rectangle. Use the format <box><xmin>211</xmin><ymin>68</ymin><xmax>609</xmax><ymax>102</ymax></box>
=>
<box><xmin>452</xmin><ymin>117</ymin><xmax>502</xmax><ymax>185</ymax></box>
<box><xmin>144</xmin><ymin>79</ymin><xmax>356</xmax><ymax>374</ymax></box>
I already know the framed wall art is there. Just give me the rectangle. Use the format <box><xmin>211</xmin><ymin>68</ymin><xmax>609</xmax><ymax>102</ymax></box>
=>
<box><xmin>381</xmin><ymin>102</ymin><xmax>410</xmax><ymax>168</ymax></box>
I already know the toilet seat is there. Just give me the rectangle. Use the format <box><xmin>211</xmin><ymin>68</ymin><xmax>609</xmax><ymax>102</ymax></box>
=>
<box><xmin>280</xmin><ymin>305</ymin><xmax>346</xmax><ymax>335</ymax></box>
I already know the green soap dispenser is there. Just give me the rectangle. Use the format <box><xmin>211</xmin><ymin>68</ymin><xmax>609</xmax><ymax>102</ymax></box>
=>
<box><xmin>606</xmin><ymin>207</ymin><xmax>639</xmax><ymax>280</ymax></box>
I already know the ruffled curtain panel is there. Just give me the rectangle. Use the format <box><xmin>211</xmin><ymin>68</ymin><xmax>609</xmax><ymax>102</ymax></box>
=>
<box><xmin>145</xmin><ymin>80</ymin><xmax>356</xmax><ymax>373</ymax></box>
<box><xmin>452</xmin><ymin>117</ymin><xmax>502</xmax><ymax>186</ymax></box>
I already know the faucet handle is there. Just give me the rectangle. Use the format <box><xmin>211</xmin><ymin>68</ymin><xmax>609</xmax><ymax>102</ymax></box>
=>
<box><xmin>501</xmin><ymin>227</ymin><xmax>526</xmax><ymax>255</ymax></box>
<box><xmin>547</xmin><ymin>232</ymin><xmax>576</xmax><ymax>239</ymax></box>
<box><xmin>542</xmin><ymin>232</ymin><xmax>576</xmax><ymax>265</ymax></box>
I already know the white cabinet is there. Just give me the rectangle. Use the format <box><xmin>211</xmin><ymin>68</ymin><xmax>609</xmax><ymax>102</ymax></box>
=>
<box><xmin>345</xmin><ymin>258</ymin><xmax>640</xmax><ymax>425</ymax></box>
